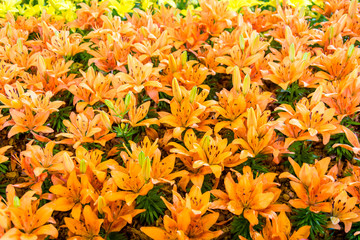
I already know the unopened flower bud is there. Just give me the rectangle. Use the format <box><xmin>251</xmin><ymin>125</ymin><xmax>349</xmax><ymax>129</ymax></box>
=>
<box><xmin>181</xmin><ymin>51</ymin><xmax>187</xmax><ymax>66</ymax></box>
<box><xmin>100</xmin><ymin>111</ymin><xmax>112</xmax><ymax>130</ymax></box>
<box><xmin>289</xmin><ymin>43</ymin><xmax>295</xmax><ymax>62</ymax></box>
<box><xmin>124</xmin><ymin>92</ymin><xmax>132</xmax><ymax>108</ymax></box>
<box><xmin>97</xmin><ymin>196</ymin><xmax>105</xmax><ymax>214</ymax></box>
<box><xmin>239</xmin><ymin>34</ymin><xmax>245</xmax><ymax>51</ymax></box>
<box><xmin>13</xmin><ymin>196</ymin><xmax>20</xmax><ymax>208</ymax></box>
<box><xmin>138</xmin><ymin>151</ymin><xmax>145</xmax><ymax>165</ymax></box>
<box><xmin>104</xmin><ymin>99</ymin><xmax>114</xmax><ymax>110</ymax></box>
<box><xmin>169</xmin><ymin>54</ymin><xmax>177</xmax><ymax>73</ymax></box>
<box><xmin>242</xmin><ymin>74</ymin><xmax>250</xmax><ymax>95</ymax></box>
<box><xmin>172</xmin><ymin>78</ymin><xmax>183</xmax><ymax>102</ymax></box>
<box><xmin>189</xmin><ymin>86</ymin><xmax>197</xmax><ymax>103</ymax></box>
<box><xmin>302</xmin><ymin>52</ymin><xmax>309</xmax><ymax>61</ymax></box>
<box><xmin>142</xmin><ymin>157</ymin><xmax>151</xmax><ymax>181</ymax></box>
<box><xmin>232</xmin><ymin>66</ymin><xmax>241</xmax><ymax>93</ymax></box>
<box><xmin>347</xmin><ymin>44</ymin><xmax>355</xmax><ymax>59</ymax></box>
<box><xmin>79</xmin><ymin>158</ymin><xmax>87</xmax><ymax>174</ymax></box>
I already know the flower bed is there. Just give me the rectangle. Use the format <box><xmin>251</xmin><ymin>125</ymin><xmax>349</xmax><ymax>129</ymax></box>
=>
<box><xmin>0</xmin><ymin>0</ymin><xmax>360</xmax><ymax>239</ymax></box>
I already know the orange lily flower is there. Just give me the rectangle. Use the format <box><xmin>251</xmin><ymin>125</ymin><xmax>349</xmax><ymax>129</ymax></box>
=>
<box><xmin>215</xmin><ymin>30</ymin><xmax>269</xmax><ymax>77</ymax></box>
<box><xmin>120</xmin><ymin>136</ymin><xmax>187</xmax><ymax>184</ymax></box>
<box><xmin>178</xmin><ymin>186</ymin><xmax>210</xmax><ymax>216</ymax></box>
<box><xmin>5</xmin><ymin>105</ymin><xmax>53</xmax><ymax>138</ymax></box>
<box><xmin>275</xmin><ymin>86</ymin><xmax>341</xmax><ymax>147</ymax></box>
<box><xmin>233</xmin><ymin>107</ymin><xmax>286</xmax><ymax>164</ymax></box>
<box><xmin>86</xmin><ymin>13</ymin><xmax>136</xmax><ymax>42</ymax></box>
<box><xmin>21</xmin><ymin>141</ymin><xmax>69</xmax><ymax>177</ymax></box>
<box><xmin>142</xmin><ymin>210</ymin><xmax>222</xmax><ymax>240</ymax></box>
<box><xmin>212</xmin><ymin>67</ymin><xmax>273</xmax><ymax>133</ymax></box>
<box><xmin>175</xmin><ymin>61</ymin><xmax>210</xmax><ymax>92</ymax></box>
<box><xmin>71</xmin><ymin>0</ymin><xmax>110</xmax><ymax>30</ymax></box>
<box><xmin>160</xmin><ymin>186</ymin><xmax>209</xmax><ymax>217</ymax></box>
<box><xmin>0</xmin><ymin>82</ymin><xmax>26</xmax><ymax>110</ymax></box>
<box><xmin>21</xmin><ymin>91</ymin><xmax>64</xmax><ymax>114</ymax></box>
<box><xmin>102</xmin><ymin>198</ymin><xmax>144</xmax><ymax>234</ymax></box>
<box><xmin>169</xmin><ymin>128</ymin><xmax>239</xmax><ymax>189</ymax></box>
<box><xmin>328</xmin><ymin>190</ymin><xmax>360</xmax><ymax>232</ymax></box>
<box><xmin>212</xmin><ymin>89</ymin><xmax>246</xmax><ymax>133</ymax></box>
<box><xmin>151</xmin><ymin>4</ymin><xmax>179</xmax><ymax>28</ymax></box>
<box><xmin>185</xmin><ymin>87</ymin><xmax>217</xmax><ymax>132</ymax></box>
<box><xmin>0</xmin><ymin>145</ymin><xmax>12</xmax><ymax>164</ymax></box>
<box><xmin>0</xmin><ymin>61</ymin><xmax>24</xmax><ymax>93</ymax></box>
<box><xmin>115</xmin><ymin>55</ymin><xmax>162</xmax><ymax>95</ymax></box>
<box><xmin>333</xmin><ymin>126</ymin><xmax>360</xmax><ymax>156</ymax></box>
<box><xmin>74</xmin><ymin>146</ymin><xmax>119</xmax><ymax>183</ymax></box>
<box><xmin>49</xmin><ymin>170</ymin><xmax>95</xmax><ymax>220</ymax></box>
<box><xmin>165</xmin><ymin>54</ymin><xmax>210</xmax><ymax>92</ymax></box>
<box><xmin>150</xmin><ymin>151</ymin><xmax>188</xmax><ymax>185</ymax></box>
<box><xmin>158</xmin><ymin>52</ymin><xmax>185</xmax><ymax>93</ymax></box>
<box><xmin>211</xmin><ymin>23</ymin><xmax>253</xmax><ymax>53</ymax></box>
<box><xmin>141</xmin><ymin>186</ymin><xmax>223</xmax><ymax>239</ymax></box>
<box><xmin>56</xmin><ymin>107</ymin><xmax>116</xmax><ymax>148</ymax></box>
<box><xmin>197</xmin><ymin>0</ymin><xmax>236</xmax><ymax>36</ymax></box>
<box><xmin>134</xmin><ymin>28</ymin><xmax>172</xmax><ymax>62</ymax></box>
<box><xmin>11</xmin><ymin>151</ymin><xmax>49</xmax><ymax>194</ymax></box>
<box><xmin>122</xmin><ymin>95</ymin><xmax>159</xmax><ymax>128</ymax></box>
<box><xmin>2</xmin><ymin>187</ymin><xmax>58</xmax><ymax>240</ymax></box>
<box><xmin>159</xmin><ymin>78</ymin><xmax>213</xmax><ymax>139</ymax></box>
<box><xmin>121</xmin><ymin>136</ymin><xmax>159</xmax><ymax>162</ymax></box>
<box><xmin>0</xmin><ymin>109</ymin><xmax>9</xmax><ymax>130</ymax></box>
<box><xmin>25</xmin><ymin>21</ymin><xmax>57</xmax><ymax>51</ymax></box>
<box><xmin>169</xmin><ymin>10</ymin><xmax>209</xmax><ymax>51</ymax></box>
<box><xmin>341</xmin><ymin>0</ymin><xmax>360</xmax><ymax>37</ymax></box>
<box><xmin>100</xmin><ymin>179</ymin><xmax>145</xmax><ymax>234</ymax></box>
<box><xmin>319</xmin><ymin>15</ymin><xmax>354</xmax><ymax>53</ymax></box>
<box><xmin>24</xmin><ymin>55</ymin><xmax>78</xmax><ymax>94</ymax></box>
<box><xmin>46</xmin><ymin>30</ymin><xmax>91</xmax><ymax>57</ymax></box>
<box><xmin>262</xmin><ymin>48</ymin><xmax>311</xmax><ymax>90</ymax></box>
<box><xmin>103</xmin><ymin>97</ymin><xmax>130</xmax><ymax>125</ymax></box>
<box><xmin>320</xmin><ymin>68</ymin><xmax>360</xmax><ymax>121</ymax></box>
<box><xmin>268</xmin><ymin>25</ymin><xmax>311</xmax><ymax>62</ymax></box>
<box><xmin>109</xmin><ymin>160</ymin><xmax>153</xmax><ymax>206</ymax></box>
<box><xmin>268</xmin><ymin>4</ymin><xmax>317</xmax><ymax>46</ymax></box>
<box><xmin>240</xmin><ymin>211</ymin><xmax>311</xmax><ymax>240</ymax></box>
<box><xmin>192</xmin><ymin>131</ymin><xmax>233</xmax><ymax>179</ymax></box>
<box><xmin>87</xmin><ymin>32</ymin><xmax>134</xmax><ymax>73</ymax></box>
<box><xmin>69</xmin><ymin>67</ymin><xmax>117</xmax><ymax>112</ymax></box>
<box><xmin>279</xmin><ymin>157</ymin><xmax>340</xmax><ymax>213</ymax></box>
<box><xmin>65</xmin><ymin>205</ymin><xmax>104</xmax><ymax>240</ymax></box>
<box><xmin>340</xmin><ymin>163</ymin><xmax>360</xmax><ymax>204</ymax></box>
<box><xmin>311</xmin><ymin>0</ymin><xmax>349</xmax><ymax>17</ymax></box>
<box><xmin>211</xmin><ymin>166</ymin><xmax>289</xmax><ymax>226</ymax></box>
<box><xmin>102</xmin><ymin>92</ymin><xmax>159</xmax><ymax>131</ymax></box>
<box><xmin>195</xmin><ymin>45</ymin><xmax>226</xmax><ymax>74</ymax></box>
<box><xmin>0</xmin><ymin>185</ymin><xmax>16</xmax><ymax>236</ymax></box>
<box><xmin>313</xmin><ymin>45</ymin><xmax>360</xmax><ymax>82</ymax></box>
<box><xmin>2</xmin><ymin>38</ymin><xmax>38</xmax><ymax>70</ymax></box>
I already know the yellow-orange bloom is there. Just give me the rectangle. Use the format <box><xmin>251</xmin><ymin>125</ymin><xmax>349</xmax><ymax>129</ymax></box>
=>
<box><xmin>279</xmin><ymin>157</ymin><xmax>341</xmax><ymax>213</ymax></box>
<box><xmin>211</xmin><ymin>166</ymin><xmax>289</xmax><ymax>226</ymax></box>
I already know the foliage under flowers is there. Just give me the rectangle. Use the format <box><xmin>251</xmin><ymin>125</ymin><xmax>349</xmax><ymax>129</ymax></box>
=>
<box><xmin>1</xmin><ymin>0</ymin><xmax>360</xmax><ymax>239</ymax></box>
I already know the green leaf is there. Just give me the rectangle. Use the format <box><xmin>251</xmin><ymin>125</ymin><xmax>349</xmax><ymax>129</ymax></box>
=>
<box><xmin>136</xmin><ymin>185</ymin><xmax>166</xmax><ymax>225</ymax></box>
<box><xmin>291</xmin><ymin>208</ymin><xmax>328</xmax><ymax>240</ymax></box>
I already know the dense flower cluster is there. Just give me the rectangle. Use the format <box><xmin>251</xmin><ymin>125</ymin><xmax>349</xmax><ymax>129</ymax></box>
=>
<box><xmin>1</xmin><ymin>0</ymin><xmax>360</xmax><ymax>239</ymax></box>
